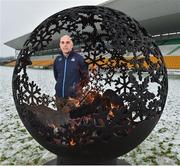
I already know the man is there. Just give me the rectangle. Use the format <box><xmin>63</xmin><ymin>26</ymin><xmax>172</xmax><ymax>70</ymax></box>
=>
<box><xmin>53</xmin><ymin>35</ymin><xmax>89</xmax><ymax>124</ymax></box>
<box><xmin>53</xmin><ymin>35</ymin><xmax>89</xmax><ymax>99</ymax></box>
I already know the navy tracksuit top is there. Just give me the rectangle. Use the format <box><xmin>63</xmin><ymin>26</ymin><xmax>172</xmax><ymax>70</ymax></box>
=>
<box><xmin>53</xmin><ymin>51</ymin><xmax>88</xmax><ymax>98</ymax></box>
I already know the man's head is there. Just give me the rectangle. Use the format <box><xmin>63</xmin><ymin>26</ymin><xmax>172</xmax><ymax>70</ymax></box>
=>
<box><xmin>59</xmin><ymin>35</ymin><xmax>73</xmax><ymax>56</ymax></box>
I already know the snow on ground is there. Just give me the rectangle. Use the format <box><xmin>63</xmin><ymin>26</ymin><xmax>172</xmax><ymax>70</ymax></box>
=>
<box><xmin>0</xmin><ymin>66</ymin><xmax>179</xmax><ymax>165</ymax></box>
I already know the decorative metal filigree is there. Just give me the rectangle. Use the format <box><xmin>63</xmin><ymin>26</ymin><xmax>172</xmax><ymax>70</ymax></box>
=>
<box><xmin>12</xmin><ymin>6</ymin><xmax>168</xmax><ymax>158</ymax></box>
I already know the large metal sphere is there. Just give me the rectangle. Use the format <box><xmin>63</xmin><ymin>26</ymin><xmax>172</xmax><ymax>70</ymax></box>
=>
<box><xmin>12</xmin><ymin>6</ymin><xmax>168</xmax><ymax>160</ymax></box>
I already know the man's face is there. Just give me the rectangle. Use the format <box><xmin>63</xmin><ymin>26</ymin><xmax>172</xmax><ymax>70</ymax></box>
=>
<box><xmin>60</xmin><ymin>36</ymin><xmax>73</xmax><ymax>55</ymax></box>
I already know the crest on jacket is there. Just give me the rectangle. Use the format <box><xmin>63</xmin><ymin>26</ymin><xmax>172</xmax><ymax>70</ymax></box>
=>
<box><xmin>71</xmin><ymin>58</ymin><xmax>75</xmax><ymax>62</ymax></box>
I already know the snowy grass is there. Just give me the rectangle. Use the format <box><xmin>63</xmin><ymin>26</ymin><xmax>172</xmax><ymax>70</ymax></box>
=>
<box><xmin>0</xmin><ymin>67</ymin><xmax>179</xmax><ymax>165</ymax></box>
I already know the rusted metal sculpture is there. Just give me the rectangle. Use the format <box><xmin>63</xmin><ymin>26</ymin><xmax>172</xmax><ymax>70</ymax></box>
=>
<box><xmin>12</xmin><ymin>6</ymin><xmax>168</xmax><ymax>164</ymax></box>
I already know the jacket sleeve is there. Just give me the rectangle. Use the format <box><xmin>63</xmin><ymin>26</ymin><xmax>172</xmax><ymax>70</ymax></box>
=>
<box><xmin>53</xmin><ymin>57</ymin><xmax>58</xmax><ymax>81</ymax></box>
<box><xmin>78</xmin><ymin>55</ymin><xmax>89</xmax><ymax>87</ymax></box>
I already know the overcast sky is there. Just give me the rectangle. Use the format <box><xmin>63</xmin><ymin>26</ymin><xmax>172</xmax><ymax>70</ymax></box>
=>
<box><xmin>0</xmin><ymin>0</ymin><xmax>107</xmax><ymax>57</ymax></box>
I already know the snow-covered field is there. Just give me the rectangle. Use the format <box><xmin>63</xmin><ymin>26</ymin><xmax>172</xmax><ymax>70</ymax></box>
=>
<box><xmin>0</xmin><ymin>66</ymin><xmax>179</xmax><ymax>165</ymax></box>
